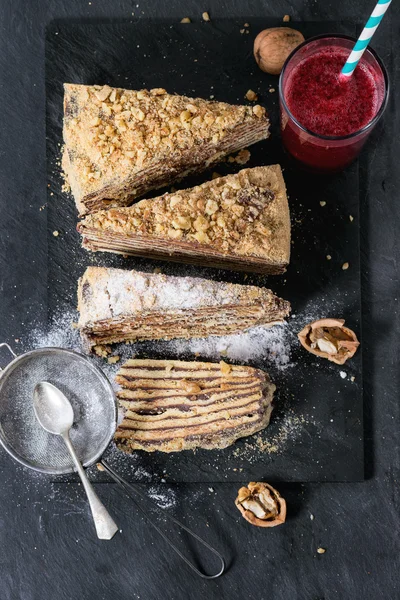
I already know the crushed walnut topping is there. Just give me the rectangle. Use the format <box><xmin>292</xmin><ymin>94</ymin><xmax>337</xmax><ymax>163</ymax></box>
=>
<box><xmin>62</xmin><ymin>83</ymin><xmax>270</xmax><ymax>212</ymax></box>
<box><xmin>79</xmin><ymin>166</ymin><xmax>290</xmax><ymax>263</ymax></box>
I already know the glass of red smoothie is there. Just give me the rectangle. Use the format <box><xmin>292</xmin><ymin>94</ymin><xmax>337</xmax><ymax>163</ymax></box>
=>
<box><xmin>279</xmin><ymin>34</ymin><xmax>389</xmax><ymax>173</ymax></box>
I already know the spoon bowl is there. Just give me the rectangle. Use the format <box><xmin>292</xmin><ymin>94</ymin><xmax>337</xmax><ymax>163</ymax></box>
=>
<box><xmin>33</xmin><ymin>381</ymin><xmax>74</xmax><ymax>434</ymax></box>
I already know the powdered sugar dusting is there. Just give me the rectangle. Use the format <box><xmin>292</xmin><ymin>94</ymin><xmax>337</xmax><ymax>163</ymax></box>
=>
<box><xmin>147</xmin><ymin>486</ymin><xmax>177</xmax><ymax>509</ymax></box>
<box><xmin>165</xmin><ymin>323</ymin><xmax>292</xmax><ymax>370</ymax></box>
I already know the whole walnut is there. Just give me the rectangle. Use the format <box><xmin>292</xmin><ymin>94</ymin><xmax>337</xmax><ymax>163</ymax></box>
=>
<box><xmin>254</xmin><ymin>27</ymin><xmax>305</xmax><ymax>75</ymax></box>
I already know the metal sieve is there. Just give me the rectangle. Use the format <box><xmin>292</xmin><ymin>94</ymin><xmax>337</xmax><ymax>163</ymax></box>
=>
<box><xmin>0</xmin><ymin>344</ymin><xmax>116</xmax><ymax>474</ymax></box>
<box><xmin>0</xmin><ymin>343</ymin><xmax>225</xmax><ymax>578</ymax></box>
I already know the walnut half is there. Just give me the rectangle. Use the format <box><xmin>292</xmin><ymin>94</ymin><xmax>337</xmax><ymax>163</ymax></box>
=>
<box><xmin>298</xmin><ymin>318</ymin><xmax>359</xmax><ymax>365</ymax></box>
<box><xmin>235</xmin><ymin>482</ymin><xmax>286</xmax><ymax>528</ymax></box>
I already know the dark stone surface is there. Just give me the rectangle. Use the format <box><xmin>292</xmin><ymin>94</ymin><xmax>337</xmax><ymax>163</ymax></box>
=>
<box><xmin>45</xmin><ymin>18</ymin><xmax>363</xmax><ymax>484</ymax></box>
<box><xmin>0</xmin><ymin>1</ymin><xmax>399</xmax><ymax>599</ymax></box>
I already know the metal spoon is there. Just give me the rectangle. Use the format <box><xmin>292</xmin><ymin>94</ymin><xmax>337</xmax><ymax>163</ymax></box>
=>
<box><xmin>33</xmin><ymin>381</ymin><xmax>118</xmax><ymax>540</ymax></box>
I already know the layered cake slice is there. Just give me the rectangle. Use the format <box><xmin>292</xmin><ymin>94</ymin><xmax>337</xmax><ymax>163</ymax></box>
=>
<box><xmin>77</xmin><ymin>267</ymin><xmax>290</xmax><ymax>352</ymax></box>
<box><xmin>114</xmin><ymin>359</ymin><xmax>275</xmax><ymax>452</ymax></box>
<box><xmin>78</xmin><ymin>165</ymin><xmax>290</xmax><ymax>274</ymax></box>
<box><xmin>62</xmin><ymin>83</ymin><xmax>270</xmax><ymax>215</ymax></box>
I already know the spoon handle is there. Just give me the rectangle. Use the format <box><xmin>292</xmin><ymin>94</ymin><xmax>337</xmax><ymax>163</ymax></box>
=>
<box><xmin>62</xmin><ymin>433</ymin><xmax>118</xmax><ymax>540</ymax></box>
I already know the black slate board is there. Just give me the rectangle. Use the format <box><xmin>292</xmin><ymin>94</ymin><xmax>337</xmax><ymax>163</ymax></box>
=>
<box><xmin>45</xmin><ymin>19</ymin><xmax>363</xmax><ymax>483</ymax></box>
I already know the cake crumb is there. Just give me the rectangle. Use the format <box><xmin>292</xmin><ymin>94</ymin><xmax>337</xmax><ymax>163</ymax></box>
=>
<box><xmin>245</xmin><ymin>89</ymin><xmax>258</xmax><ymax>102</ymax></box>
<box><xmin>96</xmin><ymin>463</ymin><xmax>105</xmax><ymax>471</ymax></box>
<box><xmin>202</xmin><ymin>11</ymin><xmax>210</xmax><ymax>21</ymax></box>
<box><xmin>283</xmin><ymin>14</ymin><xmax>290</xmax><ymax>22</ymax></box>
<box><xmin>269</xmin><ymin>87</ymin><xmax>276</xmax><ymax>93</ymax></box>
<box><xmin>52</xmin><ymin>230</ymin><xmax>59</xmax><ymax>237</ymax></box>
<box><xmin>320</xmin><ymin>200</ymin><xmax>326</xmax><ymax>207</ymax></box>
<box><xmin>107</xmin><ymin>355</ymin><xmax>120</xmax><ymax>364</ymax></box>
<box><xmin>235</xmin><ymin>149</ymin><xmax>251</xmax><ymax>164</ymax></box>
<box><xmin>342</xmin><ymin>262</ymin><xmax>349</xmax><ymax>270</ymax></box>
<box><xmin>349</xmin><ymin>215</ymin><xmax>354</xmax><ymax>222</ymax></box>
<box><xmin>350</xmin><ymin>376</ymin><xmax>355</xmax><ymax>382</ymax></box>
<box><xmin>340</xmin><ymin>371</ymin><xmax>347</xmax><ymax>379</ymax></box>
<box><xmin>326</xmin><ymin>255</ymin><xmax>332</xmax><ymax>260</ymax></box>
<box><xmin>180</xmin><ymin>17</ymin><xmax>191</xmax><ymax>23</ymax></box>
<box><xmin>240</xmin><ymin>28</ymin><xmax>245</xmax><ymax>34</ymax></box>
<box><xmin>244</xmin><ymin>22</ymin><xmax>249</xmax><ymax>27</ymax></box>
<box><xmin>93</xmin><ymin>345</ymin><xmax>111</xmax><ymax>358</ymax></box>
<box><xmin>317</xmin><ymin>547</ymin><xmax>326</xmax><ymax>554</ymax></box>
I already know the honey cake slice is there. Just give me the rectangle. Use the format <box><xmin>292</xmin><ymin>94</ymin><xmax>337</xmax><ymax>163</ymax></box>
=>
<box><xmin>78</xmin><ymin>165</ymin><xmax>290</xmax><ymax>274</ymax></box>
<box><xmin>62</xmin><ymin>84</ymin><xmax>270</xmax><ymax>215</ymax></box>
<box><xmin>77</xmin><ymin>266</ymin><xmax>290</xmax><ymax>353</ymax></box>
<box><xmin>114</xmin><ymin>359</ymin><xmax>275</xmax><ymax>452</ymax></box>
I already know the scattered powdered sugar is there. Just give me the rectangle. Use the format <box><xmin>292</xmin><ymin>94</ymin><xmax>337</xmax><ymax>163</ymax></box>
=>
<box><xmin>164</xmin><ymin>323</ymin><xmax>293</xmax><ymax>370</ymax></box>
<box><xmin>147</xmin><ymin>486</ymin><xmax>177</xmax><ymax>509</ymax></box>
<box><xmin>27</xmin><ymin>310</ymin><xmax>81</xmax><ymax>352</ymax></box>
<box><xmin>232</xmin><ymin>409</ymin><xmax>314</xmax><ymax>461</ymax></box>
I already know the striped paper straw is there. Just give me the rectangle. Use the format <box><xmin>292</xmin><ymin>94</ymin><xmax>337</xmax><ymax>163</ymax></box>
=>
<box><xmin>341</xmin><ymin>0</ymin><xmax>392</xmax><ymax>77</ymax></box>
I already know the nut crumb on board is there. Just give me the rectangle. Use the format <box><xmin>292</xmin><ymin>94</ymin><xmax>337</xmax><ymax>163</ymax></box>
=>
<box><xmin>317</xmin><ymin>547</ymin><xmax>326</xmax><ymax>554</ymax></box>
<box><xmin>245</xmin><ymin>89</ymin><xmax>258</xmax><ymax>102</ymax></box>
<box><xmin>52</xmin><ymin>230</ymin><xmax>59</xmax><ymax>237</ymax></box>
<box><xmin>202</xmin><ymin>11</ymin><xmax>210</xmax><ymax>21</ymax></box>
<box><xmin>320</xmin><ymin>200</ymin><xmax>326</xmax><ymax>206</ymax></box>
<box><xmin>349</xmin><ymin>215</ymin><xmax>354</xmax><ymax>222</ymax></box>
<box><xmin>227</xmin><ymin>148</ymin><xmax>251</xmax><ymax>164</ymax></box>
<box><xmin>283</xmin><ymin>14</ymin><xmax>290</xmax><ymax>22</ymax></box>
<box><xmin>326</xmin><ymin>255</ymin><xmax>332</xmax><ymax>260</ymax></box>
<box><xmin>342</xmin><ymin>262</ymin><xmax>349</xmax><ymax>270</ymax></box>
<box><xmin>269</xmin><ymin>88</ymin><xmax>276</xmax><ymax>93</ymax></box>
<box><xmin>235</xmin><ymin>148</ymin><xmax>251</xmax><ymax>164</ymax></box>
<box><xmin>180</xmin><ymin>17</ymin><xmax>191</xmax><ymax>23</ymax></box>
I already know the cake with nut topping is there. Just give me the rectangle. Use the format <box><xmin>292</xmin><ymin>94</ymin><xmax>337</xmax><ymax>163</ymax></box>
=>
<box><xmin>77</xmin><ymin>266</ymin><xmax>290</xmax><ymax>352</ymax></box>
<box><xmin>78</xmin><ymin>165</ymin><xmax>290</xmax><ymax>274</ymax></box>
<box><xmin>62</xmin><ymin>83</ymin><xmax>270</xmax><ymax>215</ymax></box>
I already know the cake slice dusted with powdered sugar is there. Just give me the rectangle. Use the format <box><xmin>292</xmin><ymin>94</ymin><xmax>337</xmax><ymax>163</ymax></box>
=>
<box><xmin>63</xmin><ymin>83</ymin><xmax>270</xmax><ymax>215</ymax></box>
<box><xmin>77</xmin><ymin>266</ymin><xmax>290</xmax><ymax>353</ymax></box>
<box><xmin>78</xmin><ymin>165</ymin><xmax>290</xmax><ymax>274</ymax></box>
<box><xmin>114</xmin><ymin>359</ymin><xmax>275</xmax><ymax>453</ymax></box>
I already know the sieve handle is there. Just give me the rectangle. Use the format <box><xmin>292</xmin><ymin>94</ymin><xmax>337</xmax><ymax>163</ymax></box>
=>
<box><xmin>62</xmin><ymin>433</ymin><xmax>119</xmax><ymax>541</ymax></box>
<box><xmin>100</xmin><ymin>459</ymin><xmax>225</xmax><ymax>579</ymax></box>
<box><xmin>0</xmin><ymin>343</ymin><xmax>17</xmax><ymax>370</ymax></box>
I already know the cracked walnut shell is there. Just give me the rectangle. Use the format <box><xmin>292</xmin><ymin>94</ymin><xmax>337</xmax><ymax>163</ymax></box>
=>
<box><xmin>235</xmin><ymin>482</ymin><xmax>286</xmax><ymax>527</ymax></box>
<box><xmin>298</xmin><ymin>318</ymin><xmax>360</xmax><ymax>365</ymax></box>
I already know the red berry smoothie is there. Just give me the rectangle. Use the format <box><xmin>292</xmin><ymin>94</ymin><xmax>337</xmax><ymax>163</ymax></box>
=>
<box><xmin>286</xmin><ymin>48</ymin><xmax>378</xmax><ymax>137</ymax></box>
<box><xmin>280</xmin><ymin>37</ymin><xmax>387</xmax><ymax>172</ymax></box>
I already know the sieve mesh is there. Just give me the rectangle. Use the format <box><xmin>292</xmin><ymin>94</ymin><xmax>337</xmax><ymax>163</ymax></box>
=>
<box><xmin>0</xmin><ymin>348</ymin><xmax>117</xmax><ymax>474</ymax></box>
